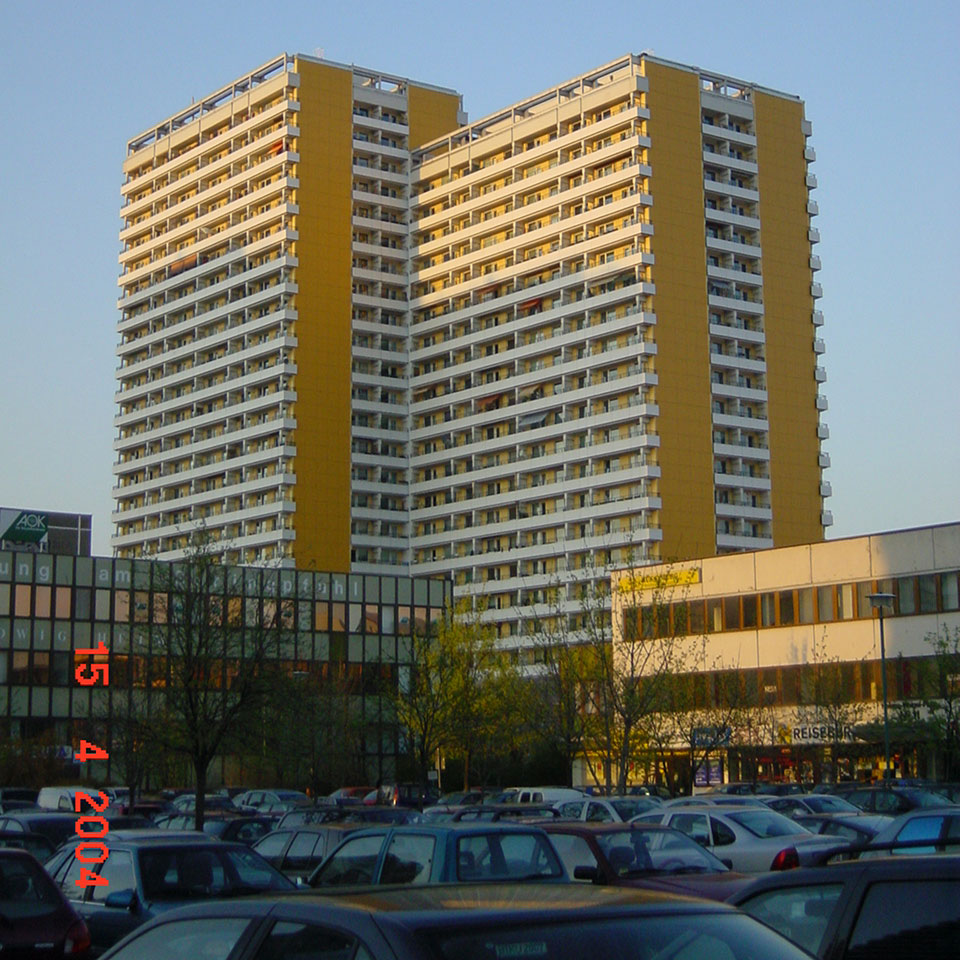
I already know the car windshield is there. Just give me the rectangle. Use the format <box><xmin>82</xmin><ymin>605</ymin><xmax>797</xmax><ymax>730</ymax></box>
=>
<box><xmin>728</xmin><ymin>811</ymin><xmax>805</xmax><ymax>838</ymax></box>
<box><xmin>430</xmin><ymin>913</ymin><xmax>811</xmax><ymax>959</ymax></box>
<box><xmin>912</xmin><ymin>790</ymin><xmax>952</xmax><ymax>807</ymax></box>
<box><xmin>139</xmin><ymin>846</ymin><xmax>293</xmax><ymax>900</ymax></box>
<box><xmin>0</xmin><ymin>856</ymin><xmax>62</xmax><ymax>920</ymax></box>
<box><xmin>596</xmin><ymin>828</ymin><xmax>726</xmax><ymax>875</ymax></box>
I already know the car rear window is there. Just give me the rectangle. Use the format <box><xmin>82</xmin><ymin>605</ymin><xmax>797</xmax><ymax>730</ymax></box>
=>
<box><xmin>0</xmin><ymin>855</ymin><xmax>62</xmax><ymax>920</ymax></box>
<box><xmin>739</xmin><ymin>882</ymin><xmax>843</xmax><ymax>955</ymax></box>
<box><xmin>847</xmin><ymin>880</ymin><xmax>960</xmax><ymax>957</ymax></box>
<box><xmin>728</xmin><ymin>811</ymin><xmax>803</xmax><ymax>838</ymax></box>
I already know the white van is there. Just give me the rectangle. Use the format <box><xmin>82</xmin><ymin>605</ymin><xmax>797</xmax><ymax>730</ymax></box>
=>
<box><xmin>514</xmin><ymin>787</ymin><xmax>585</xmax><ymax>805</ymax></box>
<box><xmin>36</xmin><ymin>786</ymin><xmax>87</xmax><ymax>812</ymax></box>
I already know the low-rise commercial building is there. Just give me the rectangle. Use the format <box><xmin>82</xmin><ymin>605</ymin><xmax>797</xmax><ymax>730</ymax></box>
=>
<box><xmin>0</xmin><ymin>549</ymin><xmax>451</xmax><ymax>786</ymax></box>
<box><xmin>612</xmin><ymin>522</ymin><xmax>960</xmax><ymax>785</ymax></box>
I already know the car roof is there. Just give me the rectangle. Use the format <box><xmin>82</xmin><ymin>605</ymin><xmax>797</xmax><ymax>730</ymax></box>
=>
<box><xmin>151</xmin><ymin>881</ymin><xmax>735</xmax><ymax>925</ymax></box>
<box><xmin>730</xmin><ymin>853</ymin><xmax>960</xmax><ymax>901</ymax></box>
<box><xmin>541</xmin><ymin>821</ymin><xmax>674</xmax><ymax>836</ymax></box>
<box><xmin>340</xmin><ymin>822</ymin><xmax>551</xmax><ymax>838</ymax></box>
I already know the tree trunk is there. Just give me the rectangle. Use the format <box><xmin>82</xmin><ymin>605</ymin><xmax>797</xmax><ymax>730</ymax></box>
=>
<box><xmin>194</xmin><ymin>759</ymin><xmax>208</xmax><ymax>832</ymax></box>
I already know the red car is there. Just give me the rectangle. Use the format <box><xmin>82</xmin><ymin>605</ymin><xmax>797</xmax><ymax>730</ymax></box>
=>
<box><xmin>0</xmin><ymin>847</ymin><xmax>90</xmax><ymax>955</ymax></box>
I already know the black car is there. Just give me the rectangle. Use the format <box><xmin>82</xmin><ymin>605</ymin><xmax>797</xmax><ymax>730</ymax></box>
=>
<box><xmin>203</xmin><ymin>815</ymin><xmax>278</xmax><ymax>846</ymax></box>
<box><xmin>42</xmin><ymin>831</ymin><xmax>294</xmax><ymax>954</ymax></box>
<box><xmin>0</xmin><ymin>847</ymin><xmax>90</xmax><ymax>956</ymax></box>
<box><xmin>0</xmin><ymin>829</ymin><xmax>56</xmax><ymax>861</ymax></box>
<box><xmin>791</xmin><ymin>813</ymin><xmax>892</xmax><ymax>847</ymax></box>
<box><xmin>0</xmin><ymin>812</ymin><xmax>83</xmax><ymax>848</ymax></box>
<box><xmin>839</xmin><ymin>784</ymin><xmax>954</xmax><ymax>814</ymax></box>
<box><xmin>729</xmin><ymin>853</ymin><xmax>960</xmax><ymax>957</ymax></box>
<box><xmin>98</xmin><ymin>883</ymin><xmax>812</xmax><ymax>960</ymax></box>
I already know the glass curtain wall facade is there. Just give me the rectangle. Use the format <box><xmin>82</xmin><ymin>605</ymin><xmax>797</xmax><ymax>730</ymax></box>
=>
<box><xmin>0</xmin><ymin>550</ymin><xmax>451</xmax><ymax>785</ymax></box>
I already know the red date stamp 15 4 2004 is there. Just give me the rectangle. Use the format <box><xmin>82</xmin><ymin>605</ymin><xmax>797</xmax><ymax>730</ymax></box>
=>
<box><xmin>74</xmin><ymin>636</ymin><xmax>112</xmax><ymax>887</ymax></box>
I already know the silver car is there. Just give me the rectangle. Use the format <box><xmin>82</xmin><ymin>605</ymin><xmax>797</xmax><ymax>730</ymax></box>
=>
<box><xmin>556</xmin><ymin>795</ymin><xmax>661</xmax><ymax>822</ymax></box>
<box><xmin>634</xmin><ymin>804</ymin><xmax>838</xmax><ymax>872</ymax></box>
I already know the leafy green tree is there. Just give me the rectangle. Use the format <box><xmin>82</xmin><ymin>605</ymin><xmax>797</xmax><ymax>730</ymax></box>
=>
<box><xmin>918</xmin><ymin>625</ymin><xmax>960</xmax><ymax>779</ymax></box>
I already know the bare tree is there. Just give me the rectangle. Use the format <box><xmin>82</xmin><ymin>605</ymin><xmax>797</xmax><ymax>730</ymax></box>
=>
<box><xmin>145</xmin><ymin>534</ymin><xmax>285</xmax><ymax>830</ymax></box>
<box><xmin>797</xmin><ymin>632</ymin><xmax>867</xmax><ymax>782</ymax></box>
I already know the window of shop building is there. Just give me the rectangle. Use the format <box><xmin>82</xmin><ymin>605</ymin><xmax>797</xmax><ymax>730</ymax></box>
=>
<box><xmin>707</xmin><ymin>598</ymin><xmax>722</xmax><ymax>632</ymax></box>
<box><xmin>778</xmin><ymin>590</ymin><xmax>795</xmax><ymax>625</ymax></box>
<box><xmin>760</xmin><ymin>593</ymin><xmax>776</xmax><ymax>627</ymax></box>
<box><xmin>332</xmin><ymin>603</ymin><xmax>346</xmax><ymax>632</ymax></box>
<box><xmin>856</xmin><ymin>581</ymin><xmax>874</xmax><ymax>618</ymax></box>
<box><xmin>798</xmin><ymin>588</ymin><xmax>814</xmax><ymax>624</ymax></box>
<box><xmin>918</xmin><ymin>574</ymin><xmax>938</xmax><ymax>614</ymax></box>
<box><xmin>897</xmin><ymin>577</ymin><xmax>916</xmax><ymax>615</ymax></box>
<box><xmin>742</xmin><ymin>594</ymin><xmax>758</xmax><ymax>629</ymax></box>
<box><xmin>817</xmin><ymin>586</ymin><xmax>834</xmax><ymax>622</ymax></box>
<box><xmin>723</xmin><ymin>596</ymin><xmax>740</xmax><ymax>630</ymax></box>
<box><xmin>55</xmin><ymin>587</ymin><xmax>71</xmax><ymax>618</ymax></box>
<box><xmin>942</xmin><ymin>573</ymin><xmax>959</xmax><ymax>611</ymax></box>
<box><xmin>31</xmin><ymin>652</ymin><xmax>50</xmax><ymax>685</ymax></box>
<box><xmin>837</xmin><ymin>583</ymin><xmax>855</xmax><ymax>620</ymax></box>
<box><xmin>687</xmin><ymin>600</ymin><xmax>705</xmax><ymax>634</ymax></box>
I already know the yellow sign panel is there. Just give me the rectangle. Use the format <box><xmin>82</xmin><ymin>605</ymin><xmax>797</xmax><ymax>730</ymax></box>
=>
<box><xmin>617</xmin><ymin>568</ymin><xmax>701</xmax><ymax>594</ymax></box>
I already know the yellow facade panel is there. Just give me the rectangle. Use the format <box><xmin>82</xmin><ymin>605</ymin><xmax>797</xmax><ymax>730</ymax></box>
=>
<box><xmin>754</xmin><ymin>92</ymin><xmax>823</xmax><ymax>547</ymax></box>
<box><xmin>643</xmin><ymin>61</ymin><xmax>716</xmax><ymax>561</ymax></box>
<box><xmin>407</xmin><ymin>86</ymin><xmax>461</xmax><ymax>150</ymax></box>
<box><xmin>291</xmin><ymin>58</ymin><xmax>355</xmax><ymax>571</ymax></box>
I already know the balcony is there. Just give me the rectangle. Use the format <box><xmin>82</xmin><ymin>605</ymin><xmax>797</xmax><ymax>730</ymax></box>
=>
<box><xmin>812</xmin><ymin>310</ymin><xmax>824</xmax><ymax>326</ymax></box>
<box><xmin>811</xmin><ymin>282</ymin><xmax>823</xmax><ymax>299</ymax></box>
<box><xmin>815</xmin><ymin>394</ymin><xmax>828</xmax><ymax>411</ymax></box>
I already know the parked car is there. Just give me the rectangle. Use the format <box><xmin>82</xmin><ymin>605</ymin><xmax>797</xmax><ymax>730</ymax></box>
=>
<box><xmin>433</xmin><ymin>790</ymin><xmax>487</xmax><ymax>806</ymax></box>
<box><xmin>729</xmin><ymin>853</ymin><xmax>960</xmax><ymax>957</ymax></box>
<box><xmin>36</xmin><ymin>785</ymin><xmax>88</xmax><ymax>811</ymax></box>
<box><xmin>0</xmin><ymin>787</ymin><xmax>39</xmax><ymax>805</ymax></box>
<box><xmin>233</xmin><ymin>789</ymin><xmax>311</xmax><ymax>813</ymax></box>
<box><xmin>512</xmin><ymin>786</ymin><xmax>584</xmax><ymax>805</ymax></box>
<box><xmin>0</xmin><ymin>847</ymin><xmax>90</xmax><ymax>956</ymax></box>
<box><xmin>170</xmin><ymin>793</ymin><xmax>244</xmax><ymax>815</ymax></box>
<box><xmin>324</xmin><ymin>786</ymin><xmax>374</xmax><ymax>805</ymax></box>
<box><xmin>859</xmin><ymin>805</ymin><xmax>960</xmax><ymax>856</ymax></box>
<box><xmin>840</xmin><ymin>784</ymin><xmax>955</xmax><ymax>814</ymax></box>
<box><xmin>555</xmin><ymin>794</ymin><xmax>662</xmax><ymax>821</ymax></box>
<box><xmin>636</xmin><ymin>805</ymin><xmax>839</xmax><ymax>872</ymax></box>
<box><xmin>366</xmin><ymin>783</ymin><xmax>439</xmax><ymax>809</ymax></box>
<box><xmin>542</xmin><ymin>820</ymin><xmax>755</xmax><ymax>901</ymax></box>
<box><xmin>308</xmin><ymin>822</ymin><xmax>567</xmax><ymax>887</ymax></box>
<box><xmin>253</xmin><ymin>822</ymin><xmax>362</xmax><ymax>882</ymax></box>
<box><xmin>43</xmin><ymin>831</ymin><xmax>295</xmax><ymax>954</ymax></box>
<box><xmin>0</xmin><ymin>829</ymin><xmax>55</xmax><ymax>861</ymax></box>
<box><xmin>0</xmin><ymin>811</ymin><xmax>84</xmax><ymax>848</ymax></box>
<box><xmin>0</xmin><ymin>799</ymin><xmax>38</xmax><ymax>814</ymax></box>
<box><xmin>97</xmin><ymin>882</ymin><xmax>813</xmax><ymax>960</ymax></box>
<box><xmin>666</xmin><ymin>794</ymin><xmax>773</xmax><ymax>808</ymax></box>
<box><xmin>447</xmin><ymin>803</ymin><xmax>559</xmax><ymax>823</ymax></box>
<box><xmin>764</xmin><ymin>794</ymin><xmax>861</xmax><ymax>817</ymax></box>
<box><xmin>202</xmin><ymin>815</ymin><xmax>278</xmax><ymax>846</ymax></box>
<box><xmin>791</xmin><ymin>813</ymin><xmax>893</xmax><ymax>847</ymax></box>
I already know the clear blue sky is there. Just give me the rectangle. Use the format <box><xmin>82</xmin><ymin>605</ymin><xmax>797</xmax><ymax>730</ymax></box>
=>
<box><xmin>2</xmin><ymin>0</ymin><xmax>957</xmax><ymax>556</ymax></box>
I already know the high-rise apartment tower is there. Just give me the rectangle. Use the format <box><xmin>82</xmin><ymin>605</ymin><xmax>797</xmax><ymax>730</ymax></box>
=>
<box><xmin>113</xmin><ymin>53</ymin><xmax>830</xmax><ymax>638</ymax></box>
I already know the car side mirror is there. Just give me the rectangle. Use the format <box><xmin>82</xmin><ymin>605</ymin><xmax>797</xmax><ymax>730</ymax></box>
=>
<box><xmin>105</xmin><ymin>889</ymin><xmax>138</xmax><ymax>912</ymax></box>
<box><xmin>573</xmin><ymin>865</ymin><xmax>601</xmax><ymax>883</ymax></box>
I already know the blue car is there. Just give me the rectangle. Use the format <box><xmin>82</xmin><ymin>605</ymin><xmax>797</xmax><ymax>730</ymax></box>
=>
<box><xmin>309</xmin><ymin>821</ymin><xmax>567</xmax><ymax>886</ymax></box>
<box><xmin>42</xmin><ymin>829</ymin><xmax>293</xmax><ymax>954</ymax></box>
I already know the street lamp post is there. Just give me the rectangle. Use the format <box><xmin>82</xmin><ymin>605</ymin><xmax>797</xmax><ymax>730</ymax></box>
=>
<box><xmin>867</xmin><ymin>593</ymin><xmax>896</xmax><ymax>779</ymax></box>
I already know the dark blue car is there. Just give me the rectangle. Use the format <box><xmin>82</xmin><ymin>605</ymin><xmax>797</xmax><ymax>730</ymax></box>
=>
<box><xmin>43</xmin><ymin>830</ymin><xmax>293</xmax><ymax>954</ymax></box>
<box><xmin>309</xmin><ymin>821</ymin><xmax>567</xmax><ymax>887</ymax></box>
